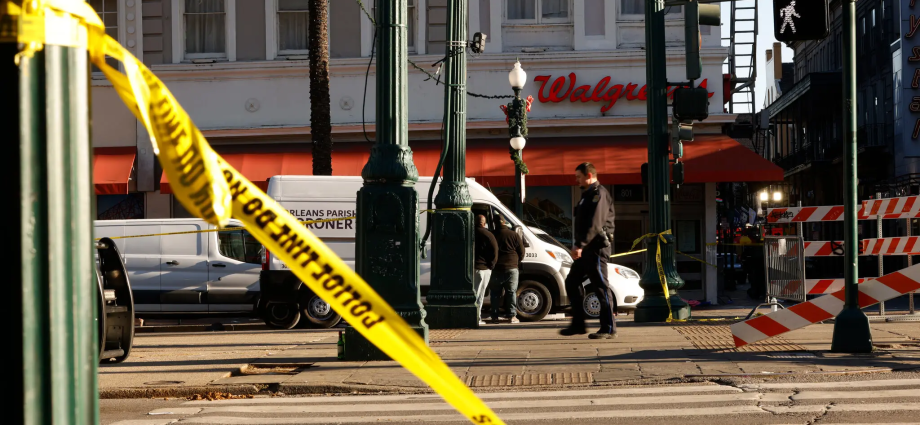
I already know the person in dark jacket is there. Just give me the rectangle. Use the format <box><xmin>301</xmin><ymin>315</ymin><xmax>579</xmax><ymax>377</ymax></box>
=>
<box><xmin>561</xmin><ymin>162</ymin><xmax>617</xmax><ymax>339</ymax></box>
<box><xmin>474</xmin><ymin>214</ymin><xmax>499</xmax><ymax>324</ymax></box>
<box><xmin>488</xmin><ymin>214</ymin><xmax>525</xmax><ymax>323</ymax></box>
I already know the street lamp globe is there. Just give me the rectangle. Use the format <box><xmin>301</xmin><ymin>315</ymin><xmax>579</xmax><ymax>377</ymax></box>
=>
<box><xmin>510</xmin><ymin>136</ymin><xmax>526</xmax><ymax>150</ymax></box>
<box><xmin>509</xmin><ymin>61</ymin><xmax>526</xmax><ymax>90</ymax></box>
<box><xmin>773</xmin><ymin>191</ymin><xmax>782</xmax><ymax>202</ymax></box>
<box><xmin>760</xmin><ymin>191</ymin><xmax>768</xmax><ymax>201</ymax></box>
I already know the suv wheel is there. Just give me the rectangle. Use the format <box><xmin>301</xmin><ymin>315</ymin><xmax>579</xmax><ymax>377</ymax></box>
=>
<box><xmin>300</xmin><ymin>293</ymin><xmax>342</xmax><ymax>328</ymax></box>
<box><xmin>583</xmin><ymin>293</ymin><xmax>601</xmax><ymax>318</ymax></box>
<box><xmin>259</xmin><ymin>301</ymin><xmax>301</xmax><ymax>329</ymax></box>
<box><xmin>515</xmin><ymin>280</ymin><xmax>552</xmax><ymax>322</ymax></box>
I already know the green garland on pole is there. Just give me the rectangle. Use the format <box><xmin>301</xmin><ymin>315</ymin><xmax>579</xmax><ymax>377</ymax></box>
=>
<box><xmin>506</xmin><ymin>94</ymin><xmax>529</xmax><ymax>175</ymax></box>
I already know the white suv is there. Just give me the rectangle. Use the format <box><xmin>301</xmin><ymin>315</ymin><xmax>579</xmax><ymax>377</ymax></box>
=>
<box><xmin>527</xmin><ymin>227</ymin><xmax>644</xmax><ymax>317</ymax></box>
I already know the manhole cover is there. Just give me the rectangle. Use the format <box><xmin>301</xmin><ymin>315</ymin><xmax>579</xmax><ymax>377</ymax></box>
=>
<box><xmin>466</xmin><ymin>372</ymin><xmax>592</xmax><ymax>387</ymax></box>
<box><xmin>144</xmin><ymin>381</ymin><xmax>184</xmax><ymax>386</ymax></box>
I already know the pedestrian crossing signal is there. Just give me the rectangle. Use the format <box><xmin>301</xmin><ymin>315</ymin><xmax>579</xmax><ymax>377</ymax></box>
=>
<box><xmin>774</xmin><ymin>0</ymin><xmax>828</xmax><ymax>41</ymax></box>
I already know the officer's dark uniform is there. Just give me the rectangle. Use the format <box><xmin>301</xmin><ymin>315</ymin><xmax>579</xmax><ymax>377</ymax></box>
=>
<box><xmin>564</xmin><ymin>181</ymin><xmax>616</xmax><ymax>334</ymax></box>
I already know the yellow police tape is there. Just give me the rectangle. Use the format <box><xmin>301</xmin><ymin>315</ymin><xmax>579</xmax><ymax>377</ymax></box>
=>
<box><xmin>610</xmin><ymin>249</ymin><xmax>647</xmax><ymax>258</ymax></box>
<box><xmin>7</xmin><ymin>1</ymin><xmax>503</xmax><ymax>423</ymax></box>
<box><xmin>675</xmin><ymin>251</ymin><xmax>718</xmax><ymax>268</ymax></box>
<box><xmin>629</xmin><ymin>230</ymin><xmax>685</xmax><ymax>322</ymax></box>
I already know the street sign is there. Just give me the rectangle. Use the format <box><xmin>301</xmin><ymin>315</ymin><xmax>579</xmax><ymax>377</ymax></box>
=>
<box><xmin>773</xmin><ymin>0</ymin><xmax>829</xmax><ymax>41</ymax></box>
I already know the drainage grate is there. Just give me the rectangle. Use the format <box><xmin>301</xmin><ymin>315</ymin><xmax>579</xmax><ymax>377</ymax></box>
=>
<box><xmin>768</xmin><ymin>352</ymin><xmax>818</xmax><ymax>359</ymax></box>
<box><xmin>466</xmin><ymin>372</ymin><xmax>593</xmax><ymax>387</ymax></box>
<box><xmin>429</xmin><ymin>329</ymin><xmax>469</xmax><ymax>341</ymax></box>
<box><xmin>674</xmin><ymin>326</ymin><xmax>808</xmax><ymax>352</ymax></box>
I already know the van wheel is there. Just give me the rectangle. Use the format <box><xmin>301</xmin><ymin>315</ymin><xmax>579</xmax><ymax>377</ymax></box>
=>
<box><xmin>259</xmin><ymin>301</ymin><xmax>301</xmax><ymax>329</ymax></box>
<box><xmin>516</xmin><ymin>280</ymin><xmax>552</xmax><ymax>322</ymax></box>
<box><xmin>300</xmin><ymin>294</ymin><xmax>342</xmax><ymax>328</ymax></box>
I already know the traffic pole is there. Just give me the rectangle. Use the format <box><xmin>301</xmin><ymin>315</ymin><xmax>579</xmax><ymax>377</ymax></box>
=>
<box><xmin>426</xmin><ymin>0</ymin><xmax>478</xmax><ymax>329</ymax></box>
<box><xmin>634</xmin><ymin>0</ymin><xmax>688</xmax><ymax>322</ymax></box>
<box><xmin>8</xmin><ymin>35</ymin><xmax>99</xmax><ymax>423</ymax></box>
<box><xmin>347</xmin><ymin>0</ymin><xmax>429</xmax><ymax>359</ymax></box>
<box><xmin>831</xmin><ymin>0</ymin><xmax>873</xmax><ymax>353</ymax></box>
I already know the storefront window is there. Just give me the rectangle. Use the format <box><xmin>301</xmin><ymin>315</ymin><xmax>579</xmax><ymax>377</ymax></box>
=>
<box><xmin>674</xmin><ymin>220</ymin><xmax>701</xmax><ymax>254</ymax></box>
<box><xmin>491</xmin><ymin>186</ymin><xmax>574</xmax><ymax>246</ymax></box>
<box><xmin>97</xmin><ymin>193</ymin><xmax>145</xmax><ymax>220</ymax></box>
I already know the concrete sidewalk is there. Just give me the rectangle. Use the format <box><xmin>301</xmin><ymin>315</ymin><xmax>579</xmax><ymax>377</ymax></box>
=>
<box><xmin>99</xmin><ymin>304</ymin><xmax>920</xmax><ymax>399</ymax></box>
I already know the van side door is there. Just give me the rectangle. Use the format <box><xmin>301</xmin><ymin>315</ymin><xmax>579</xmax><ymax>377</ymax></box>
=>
<box><xmin>119</xmin><ymin>224</ymin><xmax>163</xmax><ymax>312</ymax></box>
<box><xmin>208</xmin><ymin>226</ymin><xmax>261</xmax><ymax>312</ymax></box>
<box><xmin>159</xmin><ymin>222</ymin><xmax>209</xmax><ymax>312</ymax></box>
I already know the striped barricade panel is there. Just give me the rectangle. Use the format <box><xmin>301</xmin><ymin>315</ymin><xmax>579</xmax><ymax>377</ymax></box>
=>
<box><xmin>732</xmin><ymin>265</ymin><xmax>920</xmax><ymax>347</ymax></box>
<box><xmin>766</xmin><ymin>205</ymin><xmax>920</xmax><ymax>223</ymax></box>
<box><xmin>863</xmin><ymin>196</ymin><xmax>920</xmax><ymax>217</ymax></box>
<box><xmin>805</xmin><ymin>278</ymin><xmax>872</xmax><ymax>295</ymax></box>
<box><xmin>802</xmin><ymin>238</ymin><xmax>920</xmax><ymax>257</ymax></box>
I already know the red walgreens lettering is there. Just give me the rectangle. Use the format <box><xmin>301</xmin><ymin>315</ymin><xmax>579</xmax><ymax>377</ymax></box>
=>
<box><xmin>534</xmin><ymin>74</ymin><xmax>713</xmax><ymax>112</ymax></box>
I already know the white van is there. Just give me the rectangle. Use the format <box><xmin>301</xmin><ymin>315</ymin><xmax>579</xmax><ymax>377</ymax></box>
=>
<box><xmin>258</xmin><ymin>175</ymin><xmax>641</xmax><ymax>329</ymax></box>
<box><xmin>93</xmin><ymin>219</ymin><xmax>261</xmax><ymax>315</ymax></box>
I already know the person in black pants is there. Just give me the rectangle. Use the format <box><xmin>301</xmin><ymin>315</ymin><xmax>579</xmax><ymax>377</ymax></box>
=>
<box><xmin>488</xmin><ymin>214</ymin><xmax>525</xmax><ymax>324</ymax></box>
<box><xmin>561</xmin><ymin>162</ymin><xmax>617</xmax><ymax>339</ymax></box>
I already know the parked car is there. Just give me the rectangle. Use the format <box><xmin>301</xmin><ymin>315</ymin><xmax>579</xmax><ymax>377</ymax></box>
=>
<box><xmin>258</xmin><ymin>176</ymin><xmax>575</xmax><ymax>328</ymax></box>
<box><xmin>526</xmin><ymin>227</ymin><xmax>644</xmax><ymax>317</ymax></box>
<box><xmin>93</xmin><ymin>218</ymin><xmax>261</xmax><ymax>316</ymax></box>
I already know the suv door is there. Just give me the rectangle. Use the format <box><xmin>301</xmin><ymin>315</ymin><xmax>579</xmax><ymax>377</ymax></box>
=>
<box><xmin>208</xmin><ymin>226</ymin><xmax>261</xmax><ymax>312</ymax></box>
<box><xmin>159</xmin><ymin>222</ymin><xmax>209</xmax><ymax>312</ymax></box>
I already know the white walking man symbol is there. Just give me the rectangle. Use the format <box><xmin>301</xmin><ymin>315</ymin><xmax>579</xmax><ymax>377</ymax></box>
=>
<box><xmin>780</xmin><ymin>1</ymin><xmax>801</xmax><ymax>34</ymax></box>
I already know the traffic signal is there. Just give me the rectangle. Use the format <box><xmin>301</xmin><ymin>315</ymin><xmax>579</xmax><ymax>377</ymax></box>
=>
<box><xmin>673</xmin><ymin>87</ymin><xmax>710</xmax><ymax>122</ymax></box>
<box><xmin>684</xmin><ymin>1</ymin><xmax>720</xmax><ymax>80</ymax></box>
<box><xmin>673</xmin><ymin>162</ymin><xmax>685</xmax><ymax>186</ymax></box>
<box><xmin>670</xmin><ymin>119</ymin><xmax>693</xmax><ymax>160</ymax></box>
<box><xmin>773</xmin><ymin>0</ymin><xmax>828</xmax><ymax>42</ymax></box>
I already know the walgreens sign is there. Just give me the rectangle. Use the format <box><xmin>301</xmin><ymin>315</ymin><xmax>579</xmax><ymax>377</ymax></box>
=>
<box><xmin>534</xmin><ymin>74</ymin><xmax>715</xmax><ymax>113</ymax></box>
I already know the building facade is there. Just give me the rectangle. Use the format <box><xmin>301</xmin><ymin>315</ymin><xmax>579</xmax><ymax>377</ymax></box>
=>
<box><xmin>90</xmin><ymin>0</ymin><xmax>782</xmax><ymax>298</ymax></box>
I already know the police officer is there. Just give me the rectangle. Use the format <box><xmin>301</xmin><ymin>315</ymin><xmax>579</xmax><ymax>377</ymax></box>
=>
<box><xmin>560</xmin><ymin>162</ymin><xmax>617</xmax><ymax>339</ymax></box>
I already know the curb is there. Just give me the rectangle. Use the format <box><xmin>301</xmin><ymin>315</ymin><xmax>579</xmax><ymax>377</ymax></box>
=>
<box><xmin>134</xmin><ymin>323</ymin><xmax>271</xmax><ymax>333</ymax></box>
<box><xmin>100</xmin><ymin>385</ymin><xmax>262</xmax><ymax>399</ymax></box>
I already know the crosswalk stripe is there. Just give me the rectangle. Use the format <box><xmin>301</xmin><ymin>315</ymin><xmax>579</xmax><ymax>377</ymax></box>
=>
<box><xmin>181</xmin><ymin>384</ymin><xmax>739</xmax><ymax>406</ymax></box>
<box><xmin>194</xmin><ymin>392</ymin><xmax>761</xmax><ymax>414</ymax></box>
<box><xmin>793</xmin><ymin>389</ymin><xmax>920</xmax><ymax>400</ymax></box>
<box><xmin>741</xmin><ymin>378</ymin><xmax>920</xmax><ymax>390</ymax></box>
<box><xmin>175</xmin><ymin>406</ymin><xmax>771</xmax><ymax>424</ymax></box>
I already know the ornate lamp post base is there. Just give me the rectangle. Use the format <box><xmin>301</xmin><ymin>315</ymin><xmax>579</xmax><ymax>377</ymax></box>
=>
<box><xmin>634</xmin><ymin>295</ymin><xmax>690</xmax><ymax>322</ymax></box>
<box><xmin>831</xmin><ymin>307</ymin><xmax>873</xmax><ymax>353</ymax></box>
<box><xmin>427</xmin><ymin>207</ymin><xmax>479</xmax><ymax>329</ymax></box>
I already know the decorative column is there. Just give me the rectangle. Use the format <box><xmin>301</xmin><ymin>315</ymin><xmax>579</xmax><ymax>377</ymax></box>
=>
<box><xmin>634</xmin><ymin>0</ymin><xmax>689</xmax><ymax>322</ymax></box>
<box><xmin>344</xmin><ymin>0</ymin><xmax>429</xmax><ymax>360</ymax></box>
<box><xmin>426</xmin><ymin>0</ymin><xmax>478</xmax><ymax>329</ymax></box>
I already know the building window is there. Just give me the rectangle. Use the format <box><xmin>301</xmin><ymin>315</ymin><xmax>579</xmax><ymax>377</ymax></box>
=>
<box><xmin>173</xmin><ymin>0</ymin><xmax>236</xmax><ymax>62</ymax></box>
<box><xmin>277</xmin><ymin>0</ymin><xmax>309</xmax><ymax>55</ymax></box>
<box><xmin>619</xmin><ymin>0</ymin><xmax>681</xmax><ymax>20</ymax></box>
<box><xmin>506</xmin><ymin>0</ymin><xmax>571</xmax><ymax>23</ymax></box>
<box><xmin>371</xmin><ymin>1</ymin><xmax>415</xmax><ymax>52</ymax></box>
<box><xmin>90</xmin><ymin>0</ymin><xmax>119</xmax><ymax>69</ymax></box>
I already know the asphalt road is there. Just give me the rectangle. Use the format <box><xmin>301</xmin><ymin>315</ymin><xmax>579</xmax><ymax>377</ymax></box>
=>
<box><xmin>102</xmin><ymin>374</ymin><xmax>920</xmax><ymax>424</ymax></box>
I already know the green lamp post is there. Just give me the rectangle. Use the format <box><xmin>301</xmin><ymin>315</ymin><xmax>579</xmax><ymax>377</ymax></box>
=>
<box><xmin>505</xmin><ymin>61</ymin><xmax>529</xmax><ymax>220</ymax></box>
<box><xmin>344</xmin><ymin>0</ymin><xmax>429</xmax><ymax>360</ymax></box>
<box><xmin>634</xmin><ymin>0</ymin><xmax>689</xmax><ymax>322</ymax></box>
<box><xmin>425</xmin><ymin>0</ymin><xmax>479</xmax><ymax>329</ymax></box>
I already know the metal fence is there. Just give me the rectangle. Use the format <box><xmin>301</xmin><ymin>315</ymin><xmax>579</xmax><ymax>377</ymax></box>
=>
<box><xmin>747</xmin><ymin>236</ymin><xmax>806</xmax><ymax>318</ymax></box>
<box><xmin>764</xmin><ymin>236</ymin><xmax>807</xmax><ymax>303</ymax></box>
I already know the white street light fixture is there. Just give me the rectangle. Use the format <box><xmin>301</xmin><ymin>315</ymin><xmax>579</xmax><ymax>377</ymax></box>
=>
<box><xmin>509</xmin><ymin>60</ymin><xmax>526</xmax><ymax>90</ymax></box>
<box><xmin>760</xmin><ymin>192</ymin><xmax>769</xmax><ymax>201</ymax></box>
<box><xmin>510</xmin><ymin>136</ymin><xmax>526</xmax><ymax>150</ymax></box>
<box><xmin>773</xmin><ymin>191</ymin><xmax>782</xmax><ymax>202</ymax></box>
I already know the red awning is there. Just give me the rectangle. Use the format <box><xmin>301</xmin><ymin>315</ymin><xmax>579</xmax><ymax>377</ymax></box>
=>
<box><xmin>160</xmin><ymin>135</ymin><xmax>783</xmax><ymax>193</ymax></box>
<box><xmin>94</xmin><ymin>147</ymin><xmax>136</xmax><ymax>194</ymax></box>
